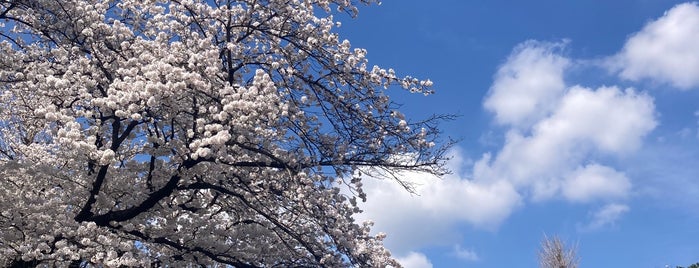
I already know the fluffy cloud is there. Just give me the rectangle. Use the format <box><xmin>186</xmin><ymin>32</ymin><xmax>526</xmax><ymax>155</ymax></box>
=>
<box><xmin>356</xmin><ymin>41</ymin><xmax>657</xmax><ymax>259</ymax></box>
<box><xmin>477</xmin><ymin>42</ymin><xmax>658</xmax><ymax>240</ymax></box>
<box><xmin>358</xmin><ymin>37</ymin><xmax>661</xmax><ymax>263</ymax></box>
<box><xmin>479</xmin><ymin>77</ymin><xmax>656</xmax><ymax>200</ymax></box>
<box><xmin>544</xmin><ymin>86</ymin><xmax>656</xmax><ymax>154</ymax></box>
<box><xmin>484</xmin><ymin>40</ymin><xmax>570</xmax><ymax>128</ymax></box>
<box><xmin>562</xmin><ymin>164</ymin><xmax>631</xmax><ymax>203</ymax></box>
<box><xmin>480</xmin><ymin>40</ymin><xmax>656</xmax><ymax>203</ymax></box>
<box><xmin>355</xmin><ymin>149</ymin><xmax>521</xmax><ymax>254</ymax></box>
<box><xmin>611</xmin><ymin>2</ymin><xmax>699</xmax><ymax>89</ymax></box>
<box><xmin>395</xmin><ymin>252</ymin><xmax>433</xmax><ymax>268</ymax></box>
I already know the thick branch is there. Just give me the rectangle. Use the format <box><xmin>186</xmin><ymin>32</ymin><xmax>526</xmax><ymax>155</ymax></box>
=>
<box><xmin>183</xmin><ymin>181</ymin><xmax>324</xmax><ymax>263</ymax></box>
<box><xmin>74</xmin><ymin>119</ymin><xmax>141</xmax><ymax>222</ymax></box>
<box><xmin>77</xmin><ymin>158</ymin><xmax>199</xmax><ymax>225</ymax></box>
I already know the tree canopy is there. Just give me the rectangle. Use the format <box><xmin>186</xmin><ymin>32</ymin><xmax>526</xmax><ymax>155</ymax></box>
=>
<box><xmin>0</xmin><ymin>0</ymin><xmax>448</xmax><ymax>266</ymax></box>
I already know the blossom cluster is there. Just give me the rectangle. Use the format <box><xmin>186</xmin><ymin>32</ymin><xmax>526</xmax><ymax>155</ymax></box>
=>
<box><xmin>0</xmin><ymin>0</ymin><xmax>446</xmax><ymax>266</ymax></box>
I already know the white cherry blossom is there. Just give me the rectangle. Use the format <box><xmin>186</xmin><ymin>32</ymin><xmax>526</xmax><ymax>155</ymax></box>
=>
<box><xmin>0</xmin><ymin>0</ymin><xmax>448</xmax><ymax>267</ymax></box>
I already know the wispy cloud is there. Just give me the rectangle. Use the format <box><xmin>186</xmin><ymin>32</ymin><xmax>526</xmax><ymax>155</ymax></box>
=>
<box><xmin>579</xmin><ymin>203</ymin><xmax>630</xmax><ymax>231</ymax></box>
<box><xmin>452</xmin><ymin>245</ymin><xmax>480</xmax><ymax>261</ymax></box>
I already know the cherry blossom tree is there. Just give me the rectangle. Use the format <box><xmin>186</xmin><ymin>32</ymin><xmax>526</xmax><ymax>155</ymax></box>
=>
<box><xmin>0</xmin><ymin>0</ymin><xmax>448</xmax><ymax>266</ymax></box>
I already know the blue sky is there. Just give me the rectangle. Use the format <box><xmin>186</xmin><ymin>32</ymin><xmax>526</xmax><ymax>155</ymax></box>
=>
<box><xmin>335</xmin><ymin>1</ymin><xmax>699</xmax><ymax>267</ymax></box>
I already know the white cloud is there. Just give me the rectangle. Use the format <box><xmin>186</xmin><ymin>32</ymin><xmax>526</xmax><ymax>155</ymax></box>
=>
<box><xmin>543</xmin><ymin>86</ymin><xmax>657</xmax><ymax>154</ymax></box>
<box><xmin>581</xmin><ymin>203</ymin><xmax>630</xmax><ymax>231</ymax></box>
<box><xmin>355</xmin><ymin>149</ymin><xmax>522</xmax><ymax>254</ymax></box>
<box><xmin>477</xmin><ymin>84</ymin><xmax>656</xmax><ymax>200</ymax></box>
<box><xmin>357</xmin><ymin>39</ymin><xmax>659</xmax><ymax>261</ymax></box>
<box><xmin>484</xmin><ymin>40</ymin><xmax>570</xmax><ymax>128</ymax></box>
<box><xmin>395</xmin><ymin>252</ymin><xmax>433</xmax><ymax>268</ymax></box>
<box><xmin>452</xmin><ymin>245</ymin><xmax>480</xmax><ymax>261</ymax></box>
<box><xmin>475</xmin><ymin>41</ymin><xmax>658</xmax><ymax>237</ymax></box>
<box><xmin>611</xmin><ymin>2</ymin><xmax>699</xmax><ymax>89</ymax></box>
<box><xmin>562</xmin><ymin>164</ymin><xmax>631</xmax><ymax>203</ymax></box>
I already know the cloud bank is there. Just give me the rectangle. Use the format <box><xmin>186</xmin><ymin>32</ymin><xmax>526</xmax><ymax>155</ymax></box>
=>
<box><xmin>476</xmin><ymin>41</ymin><xmax>656</xmax><ymax>203</ymax></box>
<box><xmin>360</xmin><ymin>41</ymin><xmax>657</xmax><ymax>267</ymax></box>
<box><xmin>357</xmin><ymin>2</ymin><xmax>699</xmax><ymax>265</ymax></box>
